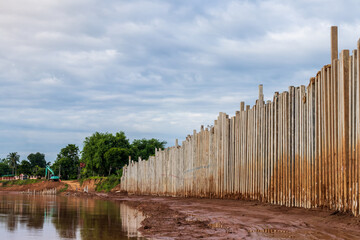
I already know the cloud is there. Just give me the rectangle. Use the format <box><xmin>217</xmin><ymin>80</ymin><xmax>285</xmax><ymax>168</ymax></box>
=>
<box><xmin>0</xmin><ymin>0</ymin><xmax>360</xmax><ymax>161</ymax></box>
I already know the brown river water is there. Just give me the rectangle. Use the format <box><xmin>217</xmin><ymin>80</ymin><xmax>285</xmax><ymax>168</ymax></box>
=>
<box><xmin>0</xmin><ymin>192</ymin><xmax>145</xmax><ymax>240</ymax></box>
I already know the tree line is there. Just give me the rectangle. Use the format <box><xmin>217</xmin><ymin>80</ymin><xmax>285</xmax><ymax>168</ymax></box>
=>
<box><xmin>0</xmin><ymin>131</ymin><xmax>166</xmax><ymax>180</ymax></box>
<box><xmin>0</xmin><ymin>152</ymin><xmax>48</xmax><ymax>177</ymax></box>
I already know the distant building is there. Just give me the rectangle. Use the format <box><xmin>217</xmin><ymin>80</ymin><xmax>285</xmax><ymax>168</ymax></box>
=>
<box><xmin>0</xmin><ymin>175</ymin><xmax>15</xmax><ymax>181</ymax></box>
<box><xmin>17</xmin><ymin>174</ymin><xmax>28</xmax><ymax>180</ymax></box>
<box><xmin>0</xmin><ymin>174</ymin><xmax>39</xmax><ymax>181</ymax></box>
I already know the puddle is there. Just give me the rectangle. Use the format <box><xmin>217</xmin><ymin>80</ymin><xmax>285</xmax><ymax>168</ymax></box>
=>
<box><xmin>120</xmin><ymin>203</ymin><xmax>146</xmax><ymax>238</ymax></box>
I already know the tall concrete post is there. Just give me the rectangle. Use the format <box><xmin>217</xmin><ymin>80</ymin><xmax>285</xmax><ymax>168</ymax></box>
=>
<box><xmin>240</xmin><ymin>101</ymin><xmax>245</xmax><ymax>111</ymax></box>
<box><xmin>331</xmin><ymin>26</ymin><xmax>338</xmax><ymax>62</ymax></box>
<box><xmin>259</xmin><ymin>84</ymin><xmax>264</xmax><ymax>103</ymax></box>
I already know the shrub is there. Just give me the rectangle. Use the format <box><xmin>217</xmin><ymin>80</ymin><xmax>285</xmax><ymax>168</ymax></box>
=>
<box><xmin>95</xmin><ymin>175</ymin><xmax>121</xmax><ymax>192</ymax></box>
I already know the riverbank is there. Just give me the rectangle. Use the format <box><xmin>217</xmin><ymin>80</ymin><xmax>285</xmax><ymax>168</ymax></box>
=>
<box><xmin>0</xmin><ymin>179</ymin><xmax>65</xmax><ymax>191</ymax></box>
<box><xmin>2</xmin><ymin>180</ymin><xmax>360</xmax><ymax>239</ymax></box>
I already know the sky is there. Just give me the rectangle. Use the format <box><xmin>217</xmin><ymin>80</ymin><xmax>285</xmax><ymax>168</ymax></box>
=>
<box><xmin>1</xmin><ymin>0</ymin><xmax>360</xmax><ymax>162</ymax></box>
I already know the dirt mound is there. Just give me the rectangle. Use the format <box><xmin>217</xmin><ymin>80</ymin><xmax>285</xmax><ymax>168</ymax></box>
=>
<box><xmin>78</xmin><ymin>178</ymin><xmax>121</xmax><ymax>192</ymax></box>
<box><xmin>0</xmin><ymin>178</ymin><xmax>120</xmax><ymax>194</ymax></box>
<box><xmin>79</xmin><ymin>179</ymin><xmax>99</xmax><ymax>192</ymax></box>
<box><xmin>111</xmin><ymin>183</ymin><xmax>121</xmax><ymax>192</ymax></box>
<box><xmin>0</xmin><ymin>180</ymin><xmax>65</xmax><ymax>192</ymax></box>
<box><xmin>63</xmin><ymin>180</ymin><xmax>81</xmax><ymax>191</ymax></box>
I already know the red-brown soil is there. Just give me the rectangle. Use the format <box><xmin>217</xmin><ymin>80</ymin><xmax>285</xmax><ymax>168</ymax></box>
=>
<box><xmin>113</xmin><ymin>194</ymin><xmax>360</xmax><ymax>239</ymax></box>
<box><xmin>2</xmin><ymin>181</ymin><xmax>360</xmax><ymax>239</ymax></box>
<box><xmin>0</xmin><ymin>180</ymin><xmax>65</xmax><ymax>192</ymax></box>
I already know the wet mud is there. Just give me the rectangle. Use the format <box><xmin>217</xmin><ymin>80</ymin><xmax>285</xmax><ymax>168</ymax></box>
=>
<box><xmin>115</xmin><ymin>195</ymin><xmax>360</xmax><ymax>239</ymax></box>
<box><xmin>2</xmin><ymin>182</ymin><xmax>360</xmax><ymax>239</ymax></box>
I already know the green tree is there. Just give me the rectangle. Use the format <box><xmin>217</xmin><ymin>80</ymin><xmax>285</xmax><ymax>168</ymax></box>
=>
<box><xmin>104</xmin><ymin>148</ymin><xmax>129</xmax><ymax>175</ymax></box>
<box><xmin>17</xmin><ymin>160</ymin><xmax>32</xmax><ymax>175</ymax></box>
<box><xmin>52</xmin><ymin>144</ymin><xmax>80</xmax><ymax>180</ymax></box>
<box><xmin>0</xmin><ymin>162</ymin><xmax>11</xmax><ymax>176</ymax></box>
<box><xmin>27</xmin><ymin>152</ymin><xmax>46</xmax><ymax>171</ymax></box>
<box><xmin>81</xmin><ymin>131</ymin><xmax>130</xmax><ymax>177</ymax></box>
<box><xmin>0</xmin><ymin>158</ymin><xmax>10</xmax><ymax>165</ymax></box>
<box><xmin>7</xmin><ymin>152</ymin><xmax>20</xmax><ymax>175</ymax></box>
<box><xmin>130</xmin><ymin>138</ymin><xmax>166</xmax><ymax>161</ymax></box>
<box><xmin>34</xmin><ymin>167</ymin><xmax>45</xmax><ymax>177</ymax></box>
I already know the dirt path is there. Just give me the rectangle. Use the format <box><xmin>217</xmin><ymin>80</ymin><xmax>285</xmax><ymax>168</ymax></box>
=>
<box><xmin>63</xmin><ymin>180</ymin><xmax>81</xmax><ymax>191</ymax></box>
<box><xmin>113</xmin><ymin>194</ymin><xmax>360</xmax><ymax>239</ymax></box>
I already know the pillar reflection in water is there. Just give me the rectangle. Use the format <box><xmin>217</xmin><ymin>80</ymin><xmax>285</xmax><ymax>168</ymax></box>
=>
<box><xmin>120</xmin><ymin>203</ymin><xmax>145</xmax><ymax>238</ymax></box>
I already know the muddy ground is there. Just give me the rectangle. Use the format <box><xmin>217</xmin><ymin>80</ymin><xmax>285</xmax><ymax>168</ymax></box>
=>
<box><xmin>2</xmin><ymin>181</ymin><xmax>360</xmax><ymax>239</ymax></box>
<box><xmin>0</xmin><ymin>180</ymin><xmax>65</xmax><ymax>191</ymax></box>
<box><xmin>111</xmin><ymin>194</ymin><xmax>360</xmax><ymax>239</ymax></box>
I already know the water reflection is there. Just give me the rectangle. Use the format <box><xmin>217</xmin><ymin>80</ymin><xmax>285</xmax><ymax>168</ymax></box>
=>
<box><xmin>120</xmin><ymin>204</ymin><xmax>145</xmax><ymax>238</ymax></box>
<box><xmin>0</xmin><ymin>193</ymin><xmax>145</xmax><ymax>240</ymax></box>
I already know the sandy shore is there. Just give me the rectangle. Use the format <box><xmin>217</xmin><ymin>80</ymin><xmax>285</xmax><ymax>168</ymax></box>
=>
<box><xmin>2</xmin><ymin>181</ymin><xmax>360</xmax><ymax>239</ymax></box>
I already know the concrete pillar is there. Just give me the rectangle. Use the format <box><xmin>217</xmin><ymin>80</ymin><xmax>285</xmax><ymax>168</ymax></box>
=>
<box><xmin>331</xmin><ymin>26</ymin><xmax>338</xmax><ymax>62</ymax></box>
<box><xmin>240</xmin><ymin>101</ymin><xmax>245</xmax><ymax>111</ymax></box>
<box><xmin>259</xmin><ymin>84</ymin><xmax>264</xmax><ymax>102</ymax></box>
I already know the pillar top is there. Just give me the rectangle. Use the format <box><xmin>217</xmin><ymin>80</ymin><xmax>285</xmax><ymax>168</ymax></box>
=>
<box><xmin>331</xmin><ymin>26</ymin><xmax>338</xmax><ymax>62</ymax></box>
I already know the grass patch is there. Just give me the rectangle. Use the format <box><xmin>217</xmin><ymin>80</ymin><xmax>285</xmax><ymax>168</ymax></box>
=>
<box><xmin>58</xmin><ymin>184</ymin><xmax>69</xmax><ymax>193</ymax></box>
<box><xmin>79</xmin><ymin>176</ymin><xmax>104</xmax><ymax>186</ymax></box>
<box><xmin>79</xmin><ymin>170</ymin><xmax>123</xmax><ymax>191</ymax></box>
<box><xmin>0</xmin><ymin>179</ymin><xmax>43</xmax><ymax>187</ymax></box>
<box><xmin>95</xmin><ymin>175</ymin><xmax>121</xmax><ymax>192</ymax></box>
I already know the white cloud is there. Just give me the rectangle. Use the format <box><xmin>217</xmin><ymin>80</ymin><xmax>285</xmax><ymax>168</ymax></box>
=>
<box><xmin>1</xmin><ymin>0</ymin><xmax>360</xmax><ymax>161</ymax></box>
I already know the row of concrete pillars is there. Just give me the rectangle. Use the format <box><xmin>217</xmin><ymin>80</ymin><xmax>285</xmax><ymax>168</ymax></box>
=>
<box><xmin>121</xmin><ymin>26</ymin><xmax>360</xmax><ymax>216</ymax></box>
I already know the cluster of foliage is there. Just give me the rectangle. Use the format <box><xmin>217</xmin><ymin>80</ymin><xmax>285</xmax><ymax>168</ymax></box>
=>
<box><xmin>0</xmin><ymin>161</ymin><xmax>11</xmax><ymax>176</ymax></box>
<box><xmin>93</xmin><ymin>176</ymin><xmax>122</xmax><ymax>192</ymax></box>
<box><xmin>131</xmin><ymin>138</ymin><xmax>167</xmax><ymax>161</ymax></box>
<box><xmin>0</xmin><ymin>152</ymin><xmax>47</xmax><ymax>177</ymax></box>
<box><xmin>52</xmin><ymin>144</ymin><xmax>80</xmax><ymax>180</ymax></box>
<box><xmin>81</xmin><ymin>132</ymin><xmax>130</xmax><ymax>177</ymax></box>
<box><xmin>2</xmin><ymin>131</ymin><xmax>166</xmax><ymax>185</ymax></box>
<box><xmin>80</xmin><ymin>131</ymin><xmax>166</xmax><ymax>177</ymax></box>
<box><xmin>0</xmin><ymin>153</ymin><xmax>20</xmax><ymax>176</ymax></box>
